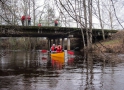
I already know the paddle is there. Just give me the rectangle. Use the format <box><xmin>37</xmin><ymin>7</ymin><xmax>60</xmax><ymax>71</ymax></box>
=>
<box><xmin>41</xmin><ymin>50</ymin><xmax>47</xmax><ymax>53</ymax></box>
<box><xmin>67</xmin><ymin>50</ymin><xmax>74</xmax><ymax>55</ymax></box>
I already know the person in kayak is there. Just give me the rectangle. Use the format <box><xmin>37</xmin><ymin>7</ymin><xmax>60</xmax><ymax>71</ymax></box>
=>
<box><xmin>56</xmin><ymin>43</ymin><xmax>63</xmax><ymax>52</ymax></box>
<box><xmin>50</xmin><ymin>44</ymin><xmax>57</xmax><ymax>52</ymax></box>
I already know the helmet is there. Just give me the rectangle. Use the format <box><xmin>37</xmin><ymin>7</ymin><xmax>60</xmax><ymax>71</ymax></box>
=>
<box><xmin>53</xmin><ymin>44</ymin><xmax>55</xmax><ymax>46</ymax></box>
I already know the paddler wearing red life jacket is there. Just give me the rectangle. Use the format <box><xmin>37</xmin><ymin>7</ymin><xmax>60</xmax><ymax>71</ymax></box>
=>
<box><xmin>56</xmin><ymin>43</ymin><xmax>62</xmax><ymax>52</ymax></box>
<box><xmin>50</xmin><ymin>44</ymin><xmax>56</xmax><ymax>51</ymax></box>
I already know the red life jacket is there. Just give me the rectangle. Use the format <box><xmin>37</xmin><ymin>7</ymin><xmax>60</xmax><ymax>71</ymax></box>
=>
<box><xmin>27</xmin><ymin>16</ymin><xmax>31</xmax><ymax>20</ymax></box>
<box><xmin>38</xmin><ymin>23</ymin><xmax>41</xmax><ymax>27</ymax></box>
<box><xmin>56</xmin><ymin>45</ymin><xmax>62</xmax><ymax>52</ymax></box>
<box><xmin>55</xmin><ymin>20</ymin><xmax>58</xmax><ymax>24</ymax></box>
<box><xmin>51</xmin><ymin>46</ymin><xmax>55</xmax><ymax>51</ymax></box>
<box><xmin>21</xmin><ymin>16</ymin><xmax>25</xmax><ymax>20</ymax></box>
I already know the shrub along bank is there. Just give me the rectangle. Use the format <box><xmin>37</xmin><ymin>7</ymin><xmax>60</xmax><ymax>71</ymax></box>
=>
<box><xmin>92</xmin><ymin>31</ymin><xmax>124</xmax><ymax>53</ymax></box>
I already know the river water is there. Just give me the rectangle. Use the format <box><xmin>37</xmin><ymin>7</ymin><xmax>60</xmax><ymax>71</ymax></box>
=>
<box><xmin>0</xmin><ymin>50</ymin><xmax>124</xmax><ymax>90</ymax></box>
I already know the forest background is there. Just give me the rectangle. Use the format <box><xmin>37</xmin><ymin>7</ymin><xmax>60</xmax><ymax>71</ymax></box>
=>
<box><xmin>0</xmin><ymin>0</ymin><xmax>124</xmax><ymax>51</ymax></box>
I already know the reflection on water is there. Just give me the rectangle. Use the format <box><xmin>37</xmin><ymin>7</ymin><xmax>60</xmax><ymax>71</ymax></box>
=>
<box><xmin>0</xmin><ymin>50</ymin><xmax>124</xmax><ymax>90</ymax></box>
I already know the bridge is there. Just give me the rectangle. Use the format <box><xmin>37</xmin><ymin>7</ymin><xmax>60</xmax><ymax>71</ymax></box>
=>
<box><xmin>0</xmin><ymin>25</ymin><xmax>117</xmax><ymax>50</ymax></box>
<box><xmin>0</xmin><ymin>25</ymin><xmax>117</xmax><ymax>37</ymax></box>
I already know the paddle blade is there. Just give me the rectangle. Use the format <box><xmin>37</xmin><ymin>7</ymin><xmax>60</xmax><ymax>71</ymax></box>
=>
<box><xmin>67</xmin><ymin>50</ymin><xmax>74</xmax><ymax>55</ymax></box>
<box><xmin>41</xmin><ymin>50</ymin><xmax>47</xmax><ymax>53</ymax></box>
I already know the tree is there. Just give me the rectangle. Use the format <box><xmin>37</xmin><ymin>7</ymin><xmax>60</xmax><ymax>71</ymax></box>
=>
<box><xmin>41</xmin><ymin>0</ymin><xmax>56</xmax><ymax>26</ymax></box>
<box><xmin>97</xmin><ymin>0</ymin><xmax>105</xmax><ymax>40</ymax></box>
<box><xmin>45</xmin><ymin>5</ymin><xmax>56</xmax><ymax>26</ymax></box>
<box><xmin>54</xmin><ymin>0</ymin><xmax>93</xmax><ymax>49</ymax></box>
<box><xmin>0</xmin><ymin>0</ymin><xmax>20</xmax><ymax>25</ymax></box>
<box><xmin>88</xmin><ymin>0</ymin><xmax>93</xmax><ymax>46</ymax></box>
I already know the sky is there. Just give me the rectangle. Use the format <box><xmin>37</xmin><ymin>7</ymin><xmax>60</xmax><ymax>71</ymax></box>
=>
<box><xmin>36</xmin><ymin>0</ymin><xmax>124</xmax><ymax>29</ymax></box>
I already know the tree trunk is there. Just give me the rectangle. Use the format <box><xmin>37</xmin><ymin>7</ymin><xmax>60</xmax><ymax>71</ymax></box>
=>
<box><xmin>83</xmin><ymin>0</ymin><xmax>89</xmax><ymax>48</ymax></box>
<box><xmin>98</xmin><ymin>0</ymin><xmax>105</xmax><ymax>40</ymax></box>
<box><xmin>32</xmin><ymin>0</ymin><xmax>36</xmax><ymax>26</ymax></box>
<box><xmin>79</xmin><ymin>0</ymin><xmax>86</xmax><ymax>47</ymax></box>
<box><xmin>88</xmin><ymin>0</ymin><xmax>92</xmax><ymax>48</ymax></box>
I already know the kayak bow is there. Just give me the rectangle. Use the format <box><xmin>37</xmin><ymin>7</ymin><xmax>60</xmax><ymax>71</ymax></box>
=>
<box><xmin>51</xmin><ymin>52</ymin><xmax>64</xmax><ymax>58</ymax></box>
<box><xmin>51</xmin><ymin>52</ymin><xmax>65</xmax><ymax>64</ymax></box>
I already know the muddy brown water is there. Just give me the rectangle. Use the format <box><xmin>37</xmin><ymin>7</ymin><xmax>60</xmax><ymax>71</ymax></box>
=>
<box><xmin>0</xmin><ymin>50</ymin><xmax>124</xmax><ymax>90</ymax></box>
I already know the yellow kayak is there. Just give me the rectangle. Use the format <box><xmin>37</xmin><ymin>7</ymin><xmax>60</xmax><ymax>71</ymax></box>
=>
<box><xmin>51</xmin><ymin>52</ymin><xmax>65</xmax><ymax>64</ymax></box>
<box><xmin>51</xmin><ymin>52</ymin><xmax>64</xmax><ymax>58</ymax></box>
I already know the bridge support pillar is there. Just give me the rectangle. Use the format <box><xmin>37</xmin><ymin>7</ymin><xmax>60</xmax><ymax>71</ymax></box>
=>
<box><xmin>62</xmin><ymin>38</ymin><xmax>64</xmax><ymax>50</ymax></box>
<box><xmin>53</xmin><ymin>39</ymin><xmax>56</xmax><ymax>44</ymax></box>
<box><xmin>50</xmin><ymin>39</ymin><xmax>52</xmax><ymax>48</ymax></box>
<box><xmin>47</xmin><ymin>38</ymin><xmax>51</xmax><ymax>50</ymax></box>
<box><xmin>67</xmin><ymin>38</ymin><xmax>70</xmax><ymax>50</ymax></box>
<box><xmin>57</xmin><ymin>38</ymin><xmax>60</xmax><ymax>44</ymax></box>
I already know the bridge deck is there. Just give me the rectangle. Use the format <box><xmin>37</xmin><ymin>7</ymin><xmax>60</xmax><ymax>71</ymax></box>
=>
<box><xmin>0</xmin><ymin>25</ymin><xmax>117</xmax><ymax>38</ymax></box>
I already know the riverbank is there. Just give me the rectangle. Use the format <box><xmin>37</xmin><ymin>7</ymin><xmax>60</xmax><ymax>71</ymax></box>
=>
<box><xmin>93</xmin><ymin>30</ymin><xmax>124</xmax><ymax>53</ymax></box>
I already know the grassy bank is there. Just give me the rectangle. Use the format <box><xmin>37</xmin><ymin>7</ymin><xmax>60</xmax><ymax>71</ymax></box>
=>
<box><xmin>93</xmin><ymin>31</ymin><xmax>124</xmax><ymax>53</ymax></box>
